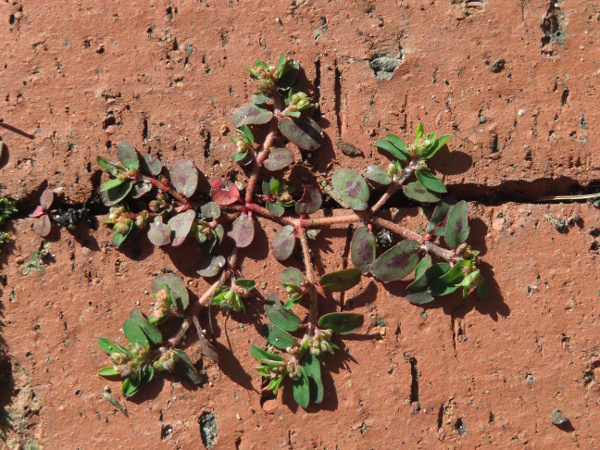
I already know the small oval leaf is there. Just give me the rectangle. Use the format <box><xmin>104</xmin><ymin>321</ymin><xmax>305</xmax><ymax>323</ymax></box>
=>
<box><xmin>230</xmin><ymin>214</ymin><xmax>255</xmax><ymax>248</ymax></box>
<box><xmin>40</xmin><ymin>189</ymin><xmax>54</xmax><ymax>210</ymax></box>
<box><xmin>319</xmin><ymin>268</ymin><xmax>362</xmax><ymax>292</ymax></box>
<box><xmin>302</xmin><ymin>353</ymin><xmax>324</xmax><ymax>404</ymax></box>
<box><xmin>170</xmin><ymin>160</ymin><xmax>198</xmax><ymax>197</ymax></box>
<box><xmin>264</xmin><ymin>294</ymin><xmax>302</xmax><ymax>332</ymax></box>
<box><xmin>375</xmin><ymin>138</ymin><xmax>408</xmax><ymax>162</ymax></box>
<box><xmin>318</xmin><ymin>312</ymin><xmax>364</xmax><ymax>335</ymax></box>
<box><xmin>295</xmin><ymin>185</ymin><xmax>322</xmax><ymax>215</ymax></box>
<box><xmin>211</xmin><ymin>179</ymin><xmax>240</xmax><ymax>206</ymax></box>
<box><xmin>414</xmin><ymin>256</ymin><xmax>432</xmax><ymax>280</ymax></box>
<box><xmin>271</xmin><ymin>225</ymin><xmax>296</xmax><ymax>261</ymax></box>
<box><xmin>278</xmin><ymin>116</ymin><xmax>323</xmax><ymax>151</ymax></box>
<box><xmin>147</xmin><ymin>217</ymin><xmax>171</xmax><ymax>246</ymax></box>
<box><xmin>370</xmin><ymin>240</ymin><xmax>420</xmax><ymax>282</ymax></box>
<box><xmin>131</xmin><ymin>182</ymin><xmax>153</xmax><ymax>198</ymax></box>
<box><xmin>232</xmin><ymin>103</ymin><xmax>273</xmax><ymax>127</ymax></box>
<box><xmin>415</xmin><ymin>171</ymin><xmax>447</xmax><ymax>194</ymax></box>
<box><xmin>36</xmin><ymin>214</ymin><xmax>51</xmax><ymax>237</ymax></box>
<box><xmin>123</xmin><ymin>319</ymin><xmax>149</xmax><ymax>349</ymax></box>
<box><xmin>101</xmin><ymin>180</ymin><xmax>133</xmax><ymax>206</ymax></box>
<box><xmin>445</xmin><ymin>200</ymin><xmax>470</xmax><ymax>248</ymax></box>
<box><xmin>264</xmin><ymin>148</ymin><xmax>295</xmax><ymax>171</ymax></box>
<box><xmin>168</xmin><ymin>210</ymin><xmax>196</xmax><ymax>247</ymax></box>
<box><xmin>279</xmin><ymin>267</ymin><xmax>304</xmax><ymax>287</ymax></box>
<box><xmin>426</xmin><ymin>198</ymin><xmax>456</xmax><ymax>233</ymax></box>
<box><xmin>405</xmin><ymin>263</ymin><xmax>451</xmax><ymax>304</ymax></box>
<box><xmin>403</xmin><ymin>181</ymin><xmax>441</xmax><ymax>203</ymax></box>
<box><xmin>364</xmin><ymin>165</ymin><xmax>391</xmax><ymax>186</ymax></box>
<box><xmin>332</xmin><ymin>169</ymin><xmax>370</xmax><ymax>211</ymax></box>
<box><xmin>152</xmin><ymin>273</ymin><xmax>189</xmax><ymax>311</ymax></box>
<box><xmin>262</xmin><ymin>324</ymin><xmax>298</xmax><ymax>350</ymax></box>
<box><xmin>351</xmin><ymin>226</ymin><xmax>376</xmax><ymax>274</ymax></box>
<box><xmin>140</xmin><ymin>154</ymin><xmax>162</xmax><ymax>176</ymax></box>
<box><xmin>201</xmin><ymin>202</ymin><xmax>221</xmax><ymax>219</ymax></box>
<box><xmin>250</xmin><ymin>345</ymin><xmax>285</xmax><ymax>363</ymax></box>
<box><xmin>130</xmin><ymin>308</ymin><xmax>163</xmax><ymax>345</ymax></box>
<box><xmin>117</xmin><ymin>141</ymin><xmax>140</xmax><ymax>170</ymax></box>
<box><xmin>172</xmin><ymin>349</ymin><xmax>204</xmax><ymax>385</ymax></box>
<box><xmin>197</xmin><ymin>255</ymin><xmax>226</xmax><ymax>278</ymax></box>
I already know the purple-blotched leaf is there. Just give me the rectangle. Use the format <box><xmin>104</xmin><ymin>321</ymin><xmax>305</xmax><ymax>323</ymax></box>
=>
<box><xmin>332</xmin><ymin>169</ymin><xmax>370</xmax><ymax>211</ymax></box>
<box><xmin>230</xmin><ymin>214</ymin><xmax>255</xmax><ymax>248</ymax></box>
<box><xmin>131</xmin><ymin>182</ymin><xmax>153</xmax><ymax>198</ymax></box>
<box><xmin>168</xmin><ymin>210</ymin><xmax>196</xmax><ymax>247</ymax></box>
<box><xmin>445</xmin><ymin>200</ymin><xmax>470</xmax><ymax>249</ymax></box>
<box><xmin>318</xmin><ymin>312</ymin><xmax>364</xmax><ymax>335</ymax></box>
<box><xmin>101</xmin><ymin>180</ymin><xmax>133</xmax><ymax>206</ymax></box>
<box><xmin>364</xmin><ymin>165</ymin><xmax>391</xmax><ymax>186</ymax></box>
<box><xmin>152</xmin><ymin>273</ymin><xmax>189</xmax><ymax>310</ymax></box>
<box><xmin>271</xmin><ymin>225</ymin><xmax>296</xmax><ymax>261</ymax></box>
<box><xmin>232</xmin><ymin>103</ymin><xmax>273</xmax><ymax>127</ymax></box>
<box><xmin>197</xmin><ymin>255</ymin><xmax>226</xmax><ymax>277</ymax></box>
<box><xmin>263</xmin><ymin>148</ymin><xmax>294</xmax><ymax>171</ymax></box>
<box><xmin>264</xmin><ymin>294</ymin><xmax>302</xmax><ymax>332</ymax></box>
<box><xmin>201</xmin><ymin>202</ymin><xmax>220</xmax><ymax>219</ymax></box>
<box><xmin>351</xmin><ymin>226</ymin><xmax>376</xmax><ymax>274</ymax></box>
<box><xmin>295</xmin><ymin>185</ymin><xmax>322</xmax><ymax>215</ymax></box>
<box><xmin>170</xmin><ymin>160</ymin><xmax>198</xmax><ymax>197</ymax></box>
<box><xmin>140</xmin><ymin>154</ymin><xmax>162</xmax><ymax>176</ymax></box>
<box><xmin>117</xmin><ymin>141</ymin><xmax>140</xmax><ymax>171</ymax></box>
<box><xmin>278</xmin><ymin>116</ymin><xmax>323</xmax><ymax>151</ymax></box>
<box><xmin>40</xmin><ymin>189</ymin><xmax>54</xmax><ymax>210</ymax></box>
<box><xmin>279</xmin><ymin>267</ymin><xmax>304</xmax><ymax>287</ymax></box>
<box><xmin>426</xmin><ymin>198</ymin><xmax>456</xmax><ymax>234</ymax></box>
<box><xmin>370</xmin><ymin>239</ymin><xmax>420</xmax><ymax>282</ymax></box>
<box><xmin>403</xmin><ymin>181</ymin><xmax>441</xmax><ymax>203</ymax></box>
<box><xmin>147</xmin><ymin>217</ymin><xmax>171</xmax><ymax>246</ymax></box>
<box><xmin>211</xmin><ymin>179</ymin><xmax>240</xmax><ymax>206</ymax></box>
<box><xmin>319</xmin><ymin>268</ymin><xmax>362</xmax><ymax>292</ymax></box>
<box><xmin>36</xmin><ymin>214</ymin><xmax>51</xmax><ymax>237</ymax></box>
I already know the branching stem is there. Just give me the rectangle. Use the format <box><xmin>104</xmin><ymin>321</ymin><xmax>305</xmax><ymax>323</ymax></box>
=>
<box><xmin>299</xmin><ymin>230</ymin><xmax>319</xmax><ymax>332</ymax></box>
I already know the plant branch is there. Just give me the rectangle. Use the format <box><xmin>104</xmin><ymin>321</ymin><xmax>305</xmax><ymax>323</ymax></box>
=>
<box><xmin>370</xmin><ymin>162</ymin><xmax>416</xmax><ymax>214</ymax></box>
<box><xmin>245</xmin><ymin>121</ymin><xmax>279</xmax><ymax>203</ymax></box>
<box><xmin>299</xmin><ymin>230</ymin><xmax>319</xmax><ymax>330</ymax></box>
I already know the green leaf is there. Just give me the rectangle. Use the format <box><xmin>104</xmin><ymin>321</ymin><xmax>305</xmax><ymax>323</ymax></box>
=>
<box><xmin>235</xmin><ymin>279</ymin><xmax>256</xmax><ymax>291</ymax></box>
<box><xmin>100</xmin><ymin>178</ymin><xmax>125</xmax><ymax>192</ymax></box>
<box><xmin>267</xmin><ymin>201</ymin><xmax>285</xmax><ymax>217</ymax></box>
<box><xmin>403</xmin><ymin>181</ymin><xmax>441</xmax><ymax>203</ymax></box>
<box><xmin>445</xmin><ymin>201</ymin><xmax>470</xmax><ymax>249</ymax></box>
<box><xmin>262</xmin><ymin>324</ymin><xmax>298</xmax><ymax>350</ymax></box>
<box><xmin>414</xmin><ymin>256</ymin><xmax>432</xmax><ymax>280</ymax></box>
<box><xmin>405</xmin><ymin>263</ymin><xmax>451</xmax><ymax>305</ymax></box>
<box><xmin>130</xmin><ymin>308</ymin><xmax>163</xmax><ymax>345</ymax></box>
<box><xmin>426</xmin><ymin>198</ymin><xmax>455</xmax><ymax>234</ymax></box>
<box><xmin>250</xmin><ymin>344</ymin><xmax>285</xmax><ymax>363</ymax></box>
<box><xmin>415</xmin><ymin>171</ymin><xmax>447</xmax><ymax>194</ymax></box>
<box><xmin>375</xmin><ymin>139</ymin><xmax>408</xmax><ymax>162</ymax></box>
<box><xmin>295</xmin><ymin>185</ymin><xmax>322</xmax><ymax>215</ymax></box>
<box><xmin>197</xmin><ymin>255</ymin><xmax>226</xmax><ymax>277</ymax></box>
<box><xmin>232</xmin><ymin>103</ymin><xmax>273</xmax><ymax>127</ymax></box>
<box><xmin>369</xmin><ymin>240</ymin><xmax>420</xmax><ymax>282</ymax></box>
<box><xmin>278</xmin><ymin>116</ymin><xmax>323</xmax><ymax>151</ymax></box>
<box><xmin>385</xmin><ymin>134</ymin><xmax>410</xmax><ymax>157</ymax></box>
<box><xmin>267</xmin><ymin>375</ymin><xmax>285</xmax><ymax>395</ymax></box>
<box><xmin>123</xmin><ymin>318</ymin><xmax>150</xmax><ymax>349</ymax></box>
<box><xmin>301</xmin><ymin>353</ymin><xmax>324</xmax><ymax>404</ymax></box>
<box><xmin>477</xmin><ymin>277</ymin><xmax>488</xmax><ymax>300</ymax></box>
<box><xmin>101</xmin><ymin>180</ymin><xmax>133</xmax><ymax>207</ymax></box>
<box><xmin>97</xmin><ymin>156</ymin><xmax>123</xmax><ymax>176</ymax></box>
<box><xmin>98</xmin><ymin>337</ymin><xmax>118</xmax><ymax>355</ymax></box>
<box><xmin>264</xmin><ymin>294</ymin><xmax>302</xmax><ymax>332</ymax></box>
<box><xmin>318</xmin><ymin>312</ymin><xmax>364</xmax><ymax>335</ymax></box>
<box><xmin>112</xmin><ymin>221</ymin><xmax>134</xmax><ymax>248</ymax></box>
<box><xmin>277</xmin><ymin>59</ymin><xmax>300</xmax><ymax>90</ymax></box>
<box><xmin>332</xmin><ymin>169</ymin><xmax>370</xmax><ymax>211</ymax></box>
<box><xmin>351</xmin><ymin>226</ymin><xmax>376</xmax><ymax>274</ymax></box>
<box><xmin>423</xmin><ymin>135</ymin><xmax>451</xmax><ymax>159</ymax></box>
<box><xmin>117</xmin><ymin>141</ymin><xmax>140</xmax><ymax>171</ymax></box>
<box><xmin>240</xmin><ymin>124</ymin><xmax>254</xmax><ymax>144</ymax></box>
<box><xmin>279</xmin><ymin>267</ymin><xmax>304</xmax><ymax>287</ymax></box>
<box><xmin>292</xmin><ymin>367</ymin><xmax>310</xmax><ymax>409</ymax></box>
<box><xmin>364</xmin><ymin>165</ymin><xmax>391</xmax><ymax>185</ymax></box>
<box><xmin>152</xmin><ymin>273</ymin><xmax>189</xmax><ymax>310</ymax></box>
<box><xmin>319</xmin><ymin>268</ymin><xmax>362</xmax><ymax>292</ymax></box>
<box><xmin>415</xmin><ymin>122</ymin><xmax>424</xmax><ymax>140</ymax></box>
<box><xmin>173</xmin><ymin>349</ymin><xmax>204</xmax><ymax>385</ymax></box>
<box><xmin>98</xmin><ymin>366</ymin><xmax>120</xmax><ymax>377</ymax></box>
<box><xmin>427</xmin><ymin>261</ymin><xmax>470</xmax><ymax>296</ymax></box>
<box><xmin>121</xmin><ymin>366</ymin><xmax>154</xmax><ymax>398</ymax></box>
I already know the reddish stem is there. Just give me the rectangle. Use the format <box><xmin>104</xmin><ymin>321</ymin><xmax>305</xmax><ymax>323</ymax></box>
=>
<box><xmin>244</xmin><ymin>121</ymin><xmax>278</xmax><ymax>203</ymax></box>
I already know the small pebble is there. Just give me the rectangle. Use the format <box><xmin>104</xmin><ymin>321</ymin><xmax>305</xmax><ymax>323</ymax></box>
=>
<box><xmin>551</xmin><ymin>409</ymin><xmax>568</xmax><ymax>426</ymax></box>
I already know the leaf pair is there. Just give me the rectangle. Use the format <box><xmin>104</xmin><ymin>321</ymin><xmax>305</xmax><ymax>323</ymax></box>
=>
<box><xmin>30</xmin><ymin>189</ymin><xmax>54</xmax><ymax>237</ymax></box>
<box><xmin>427</xmin><ymin>200</ymin><xmax>470</xmax><ymax>249</ymax></box>
<box><xmin>147</xmin><ymin>210</ymin><xmax>196</xmax><ymax>247</ymax></box>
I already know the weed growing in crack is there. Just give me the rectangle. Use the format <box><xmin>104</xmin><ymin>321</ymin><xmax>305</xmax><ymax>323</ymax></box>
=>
<box><xmin>31</xmin><ymin>56</ymin><xmax>487</xmax><ymax>407</ymax></box>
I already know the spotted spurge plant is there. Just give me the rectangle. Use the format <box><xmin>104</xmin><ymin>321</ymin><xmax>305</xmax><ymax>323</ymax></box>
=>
<box><xmin>33</xmin><ymin>56</ymin><xmax>487</xmax><ymax>407</ymax></box>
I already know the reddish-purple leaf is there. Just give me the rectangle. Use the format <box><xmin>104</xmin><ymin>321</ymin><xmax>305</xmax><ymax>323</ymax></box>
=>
<box><xmin>369</xmin><ymin>240</ymin><xmax>420</xmax><ymax>282</ymax></box>
<box><xmin>35</xmin><ymin>214</ymin><xmax>51</xmax><ymax>237</ymax></box>
<box><xmin>140</xmin><ymin>154</ymin><xmax>162</xmax><ymax>176</ymax></box>
<box><xmin>147</xmin><ymin>217</ymin><xmax>171</xmax><ymax>246</ymax></box>
<box><xmin>350</xmin><ymin>226</ymin><xmax>376</xmax><ymax>274</ymax></box>
<box><xmin>40</xmin><ymin>189</ymin><xmax>54</xmax><ymax>210</ymax></box>
<box><xmin>29</xmin><ymin>205</ymin><xmax>45</xmax><ymax>218</ymax></box>
<box><xmin>197</xmin><ymin>255</ymin><xmax>226</xmax><ymax>277</ymax></box>
<box><xmin>278</xmin><ymin>116</ymin><xmax>323</xmax><ymax>151</ymax></box>
<box><xmin>403</xmin><ymin>181</ymin><xmax>441</xmax><ymax>203</ymax></box>
<box><xmin>170</xmin><ymin>160</ymin><xmax>198</xmax><ymax>198</ymax></box>
<box><xmin>271</xmin><ymin>225</ymin><xmax>296</xmax><ymax>261</ymax></box>
<box><xmin>295</xmin><ymin>185</ymin><xmax>322</xmax><ymax>215</ymax></box>
<box><xmin>230</xmin><ymin>214</ymin><xmax>255</xmax><ymax>248</ymax></box>
<box><xmin>445</xmin><ymin>200</ymin><xmax>470</xmax><ymax>248</ymax></box>
<box><xmin>232</xmin><ymin>103</ymin><xmax>273</xmax><ymax>127</ymax></box>
<box><xmin>332</xmin><ymin>169</ymin><xmax>370</xmax><ymax>211</ymax></box>
<box><xmin>168</xmin><ymin>210</ymin><xmax>196</xmax><ymax>247</ymax></box>
<box><xmin>211</xmin><ymin>179</ymin><xmax>240</xmax><ymax>206</ymax></box>
<box><xmin>263</xmin><ymin>148</ymin><xmax>294</xmax><ymax>171</ymax></box>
